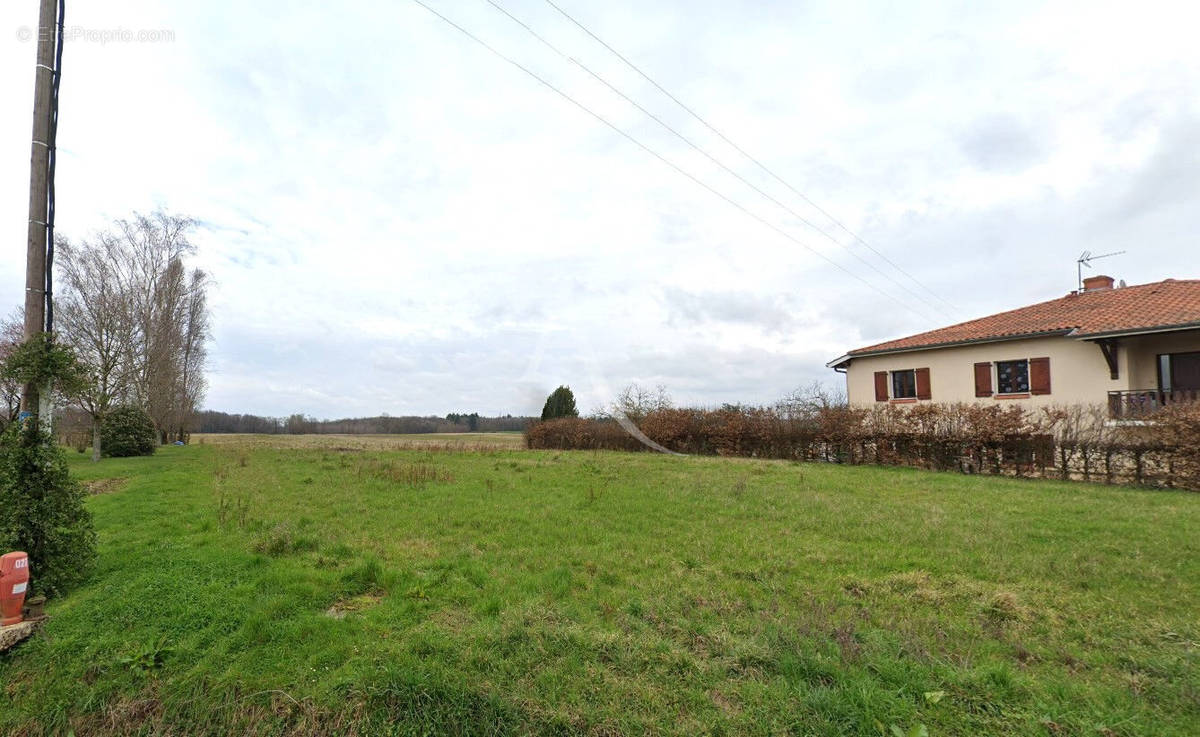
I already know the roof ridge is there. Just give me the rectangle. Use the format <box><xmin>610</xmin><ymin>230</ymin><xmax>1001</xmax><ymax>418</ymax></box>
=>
<box><xmin>1119</xmin><ymin>277</ymin><xmax>1200</xmax><ymax>288</ymax></box>
<box><xmin>854</xmin><ymin>290</ymin><xmax>1082</xmax><ymax>350</ymax></box>
<box><xmin>844</xmin><ymin>276</ymin><xmax>1200</xmax><ymax>357</ymax></box>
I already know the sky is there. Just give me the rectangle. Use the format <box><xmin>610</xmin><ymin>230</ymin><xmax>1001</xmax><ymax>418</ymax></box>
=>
<box><xmin>1</xmin><ymin>0</ymin><xmax>1197</xmax><ymax>418</ymax></box>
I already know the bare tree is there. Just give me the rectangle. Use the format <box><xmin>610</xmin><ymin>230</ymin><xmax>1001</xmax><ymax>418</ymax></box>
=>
<box><xmin>147</xmin><ymin>263</ymin><xmax>209</xmax><ymax>442</ymax></box>
<box><xmin>608</xmin><ymin>383</ymin><xmax>673</xmax><ymax>423</ymax></box>
<box><xmin>777</xmin><ymin>380</ymin><xmax>847</xmax><ymax>420</ymax></box>
<box><xmin>55</xmin><ymin>209</ymin><xmax>210</xmax><ymax>451</ymax></box>
<box><xmin>174</xmin><ymin>269</ymin><xmax>210</xmax><ymax>441</ymax></box>
<box><xmin>114</xmin><ymin>212</ymin><xmax>197</xmax><ymax>408</ymax></box>
<box><xmin>56</xmin><ymin>236</ymin><xmax>138</xmax><ymax>460</ymax></box>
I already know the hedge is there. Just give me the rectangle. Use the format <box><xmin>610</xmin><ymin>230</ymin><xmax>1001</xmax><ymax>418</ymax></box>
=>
<box><xmin>525</xmin><ymin>402</ymin><xmax>1200</xmax><ymax>490</ymax></box>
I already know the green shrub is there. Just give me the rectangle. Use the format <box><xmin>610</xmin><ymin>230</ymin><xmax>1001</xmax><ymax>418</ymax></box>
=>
<box><xmin>0</xmin><ymin>422</ymin><xmax>96</xmax><ymax>597</ymax></box>
<box><xmin>540</xmin><ymin>386</ymin><xmax>579</xmax><ymax>420</ymax></box>
<box><xmin>101</xmin><ymin>406</ymin><xmax>157</xmax><ymax>457</ymax></box>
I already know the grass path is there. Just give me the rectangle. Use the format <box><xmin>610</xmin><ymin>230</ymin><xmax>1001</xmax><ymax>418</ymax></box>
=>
<box><xmin>1</xmin><ymin>442</ymin><xmax>1197</xmax><ymax>735</ymax></box>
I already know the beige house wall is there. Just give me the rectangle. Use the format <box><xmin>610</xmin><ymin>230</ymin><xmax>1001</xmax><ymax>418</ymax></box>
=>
<box><xmin>1122</xmin><ymin>330</ymin><xmax>1200</xmax><ymax>389</ymax></box>
<box><xmin>842</xmin><ymin>335</ymin><xmax>1129</xmax><ymax>409</ymax></box>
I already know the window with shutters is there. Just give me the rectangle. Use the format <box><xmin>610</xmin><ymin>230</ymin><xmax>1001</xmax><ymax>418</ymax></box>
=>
<box><xmin>974</xmin><ymin>362</ymin><xmax>993</xmax><ymax>397</ymax></box>
<box><xmin>1029</xmin><ymin>357</ymin><xmax>1051</xmax><ymax>395</ymax></box>
<box><xmin>874</xmin><ymin>371</ymin><xmax>889</xmax><ymax>402</ymax></box>
<box><xmin>915</xmin><ymin>367</ymin><xmax>931</xmax><ymax>400</ymax></box>
<box><xmin>891</xmin><ymin>369</ymin><xmax>917</xmax><ymax>399</ymax></box>
<box><xmin>996</xmin><ymin>359</ymin><xmax>1030</xmax><ymax>394</ymax></box>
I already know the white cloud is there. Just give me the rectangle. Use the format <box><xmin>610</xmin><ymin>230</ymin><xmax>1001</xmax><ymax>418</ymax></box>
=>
<box><xmin>1</xmin><ymin>0</ymin><xmax>1197</xmax><ymax>417</ymax></box>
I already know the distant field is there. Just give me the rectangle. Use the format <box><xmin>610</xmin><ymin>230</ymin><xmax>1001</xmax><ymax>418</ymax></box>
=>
<box><xmin>195</xmin><ymin>431</ymin><xmax>525</xmax><ymax>451</ymax></box>
<box><xmin>1</xmin><ymin>440</ymin><xmax>1197</xmax><ymax>736</ymax></box>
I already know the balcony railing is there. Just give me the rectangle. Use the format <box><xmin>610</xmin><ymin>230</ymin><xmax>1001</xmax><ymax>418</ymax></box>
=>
<box><xmin>1108</xmin><ymin>389</ymin><xmax>1200</xmax><ymax>419</ymax></box>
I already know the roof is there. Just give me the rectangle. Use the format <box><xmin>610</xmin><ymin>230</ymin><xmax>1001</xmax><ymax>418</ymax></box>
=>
<box><xmin>839</xmin><ymin>278</ymin><xmax>1200</xmax><ymax>361</ymax></box>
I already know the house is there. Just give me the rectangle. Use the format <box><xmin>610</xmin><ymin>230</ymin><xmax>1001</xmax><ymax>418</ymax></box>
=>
<box><xmin>827</xmin><ymin>276</ymin><xmax>1200</xmax><ymax>419</ymax></box>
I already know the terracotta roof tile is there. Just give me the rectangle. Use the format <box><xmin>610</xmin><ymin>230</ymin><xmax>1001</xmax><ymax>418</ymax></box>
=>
<box><xmin>849</xmin><ymin>278</ymin><xmax>1200</xmax><ymax>356</ymax></box>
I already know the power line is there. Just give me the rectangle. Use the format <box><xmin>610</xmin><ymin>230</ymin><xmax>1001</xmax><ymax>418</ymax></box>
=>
<box><xmin>484</xmin><ymin>0</ymin><xmax>951</xmax><ymax>321</ymax></box>
<box><xmin>45</xmin><ymin>0</ymin><xmax>65</xmax><ymax>334</ymax></box>
<box><xmin>408</xmin><ymin>0</ymin><xmax>938</xmax><ymax>323</ymax></box>
<box><xmin>543</xmin><ymin>0</ymin><xmax>959</xmax><ymax>316</ymax></box>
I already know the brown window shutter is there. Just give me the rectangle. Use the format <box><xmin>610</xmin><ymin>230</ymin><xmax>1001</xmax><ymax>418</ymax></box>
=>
<box><xmin>915</xmin><ymin>367</ymin><xmax>931</xmax><ymax>400</ymax></box>
<box><xmin>1030</xmin><ymin>357</ymin><xmax>1051</xmax><ymax>395</ymax></box>
<box><xmin>874</xmin><ymin>371</ymin><xmax>888</xmax><ymax>402</ymax></box>
<box><xmin>974</xmin><ymin>362</ymin><xmax>993</xmax><ymax>397</ymax></box>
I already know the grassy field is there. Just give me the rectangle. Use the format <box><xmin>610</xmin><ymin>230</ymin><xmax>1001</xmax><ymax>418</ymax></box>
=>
<box><xmin>195</xmin><ymin>432</ymin><xmax>526</xmax><ymax>451</ymax></box>
<box><xmin>1</xmin><ymin>438</ymin><xmax>1197</xmax><ymax>736</ymax></box>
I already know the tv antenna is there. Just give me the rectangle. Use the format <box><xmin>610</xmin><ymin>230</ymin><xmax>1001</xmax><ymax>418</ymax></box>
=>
<box><xmin>1076</xmin><ymin>250</ymin><xmax>1125</xmax><ymax>292</ymax></box>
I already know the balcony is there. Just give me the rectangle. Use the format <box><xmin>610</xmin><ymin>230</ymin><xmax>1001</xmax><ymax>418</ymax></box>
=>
<box><xmin>1108</xmin><ymin>389</ymin><xmax>1200</xmax><ymax>420</ymax></box>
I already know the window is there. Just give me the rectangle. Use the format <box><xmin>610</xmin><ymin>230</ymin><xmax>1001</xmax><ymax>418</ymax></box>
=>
<box><xmin>1160</xmin><ymin>352</ymin><xmax>1200</xmax><ymax>392</ymax></box>
<box><xmin>996</xmin><ymin>359</ymin><xmax>1030</xmax><ymax>394</ymax></box>
<box><xmin>891</xmin><ymin>369</ymin><xmax>917</xmax><ymax>399</ymax></box>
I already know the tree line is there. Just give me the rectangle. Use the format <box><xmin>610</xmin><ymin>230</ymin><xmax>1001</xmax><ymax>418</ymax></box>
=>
<box><xmin>196</xmin><ymin>410</ymin><xmax>533</xmax><ymax>435</ymax></box>
<box><xmin>21</xmin><ymin>210</ymin><xmax>212</xmax><ymax>459</ymax></box>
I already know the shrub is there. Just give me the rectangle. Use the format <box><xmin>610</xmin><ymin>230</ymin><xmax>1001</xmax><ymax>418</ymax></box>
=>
<box><xmin>101</xmin><ymin>406</ymin><xmax>157</xmax><ymax>457</ymax></box>
<box><xmin>526</xmin><ymin>417</ymin><xmax>640</xmax><ymax>451</ymax></box>
<box><xmin>540</xmin><ymin>386</ymin><xmax>579</xmax><ymax>421</ymax></box>
<box><xmin>0</xmin><ymin>335</ymin><xmax>96</xmax><ymax>597</ymax></box>
<box><xmin>524</xmin><ymin>402</ymin><xmax>1199</xmax><ymax>490</ymax></box>
<box><xmin>1155</xmin><ymin>402</ymin><xmax>1200</xmax><ymax>489</ymax></box>
<box><xmin>0</xmin><ymin>422</ymin><xmax>96</xmax><ymax>597</ymax></box>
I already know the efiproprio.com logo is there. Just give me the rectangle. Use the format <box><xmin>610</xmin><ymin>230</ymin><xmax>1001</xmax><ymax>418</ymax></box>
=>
<box><xmin>15</xmin><ymin>25</ymin><xmax>176</xmax><ymax>44</ymax></box>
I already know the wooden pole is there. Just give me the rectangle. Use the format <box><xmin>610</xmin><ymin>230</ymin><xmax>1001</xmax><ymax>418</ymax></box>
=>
<box><xmin>21</xmin><ymin>0</ymin><xmax>58</xmax><ymax>421</ymax></box>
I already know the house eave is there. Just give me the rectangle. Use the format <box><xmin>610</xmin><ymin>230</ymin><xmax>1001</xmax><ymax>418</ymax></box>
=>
<box><xmin>1075</xmin><ymin>320</ymin><xmax>1200</xmax><ymax>341</ymax></box>
<box><xmin>842</xmin><ymin>329</ymin><xmax>1074</xmax><ymax>361</ymax></box>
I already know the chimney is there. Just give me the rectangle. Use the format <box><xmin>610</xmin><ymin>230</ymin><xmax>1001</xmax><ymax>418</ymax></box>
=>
<box><xmin>1082</xmin><ymin>275</ymin><xmax>1115</xmax><ymax>292</ymax></box>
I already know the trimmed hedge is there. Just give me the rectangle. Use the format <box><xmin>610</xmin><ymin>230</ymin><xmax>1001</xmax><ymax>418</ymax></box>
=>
<box><xmin>526</xmin><ymin>402</ymin><xmax>1200</xmax><ymax>490</ymax></box>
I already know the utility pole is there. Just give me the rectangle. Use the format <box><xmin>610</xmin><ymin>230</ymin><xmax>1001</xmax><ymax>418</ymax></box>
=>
<box><xmin>21</xmin><ymin>0</ymin><xmax>59</xmax><ymax>423</ymax></box>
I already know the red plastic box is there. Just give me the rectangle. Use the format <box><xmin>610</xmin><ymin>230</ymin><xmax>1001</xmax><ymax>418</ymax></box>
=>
<box><xmin>1</xmin><ymin>552</ymin><xmax>29</xmax><ymax>626</ymax></box>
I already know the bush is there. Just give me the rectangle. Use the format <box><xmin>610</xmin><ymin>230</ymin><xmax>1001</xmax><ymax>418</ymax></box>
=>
<box><xmin>525</xmin><ymin>402</ymin><xmax>1199</xmax><ymax>490</ymax></box>
<box><xmin>0</xmin><ymin>422</ymin><xmax>96</xmax><ymax>597</ymax></box>
<box><xmin>526</xmin><ymin>416</ymin><xmax>640</xmax><ymax>451</ymax></box>
<box><xmin>101</xmin><ymin>406</ymin><xmax>157</xmax><ymax>457</ymax></box>
<box><xmin>1155</xmin><ymin>403</ymin><xmax>1200</xmax><ymax>489</ymax></box>
<box><xmin>540</xmin><ymin>386</ymin><xmax>579</xmax><ymax>421</ymax></box>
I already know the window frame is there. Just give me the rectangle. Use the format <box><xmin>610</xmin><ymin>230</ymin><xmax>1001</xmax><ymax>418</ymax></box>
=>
<box><xmin>891</xmin><ymin>368</ymin><xmax>918</xmax><ymax>400</ymax></box>
<box><xmin>995</xmin><ymin>358</ymin><xmax>1031</xmax><ymax>395</ymax></box>
<box><xmin>1160</xmin><ymin>351</ymin><xmax>1200</xmax><ymax>393</ymax></box>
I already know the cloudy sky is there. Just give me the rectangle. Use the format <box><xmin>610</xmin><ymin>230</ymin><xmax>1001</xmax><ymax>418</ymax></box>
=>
<box><xmin>1</xmin><ymin>1</ymin><xmax>1197</xmax><ymax>418</ymax></box>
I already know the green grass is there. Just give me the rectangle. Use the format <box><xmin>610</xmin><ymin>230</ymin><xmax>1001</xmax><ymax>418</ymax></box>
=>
<box><xmin>1</xmin><ymin>441</ymin><xmax>1197</xmax><ymax>736</ymax></box>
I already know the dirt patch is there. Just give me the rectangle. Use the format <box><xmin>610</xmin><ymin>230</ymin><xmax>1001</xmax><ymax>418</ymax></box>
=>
<box><xmin>429</xmin><ymin>607</ymin><xmax>474</xmax><ymax>633</ymax></box>
<box><xmin>63</xmin><ymin>690</ymin><xmax>365</xmax><ymax>737</ymax></box>
<box><xmin>85</xmin><ymin>478</ymin><xmax>128</xmax><ymax>495</ymax></box>
<box><xmin>709</xmin><ymin>688</ymin><xmax>741</xmax><ymax>716</ymax></box>
<box><xmin>325</xmin><ymin>592</ymin><xmax>382</xmax><ymax>620</ymax></box>
<box><xmin>67</xmin><ymin>695</ymin><xmax>164</xmax><ymax>736</ymax></box>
